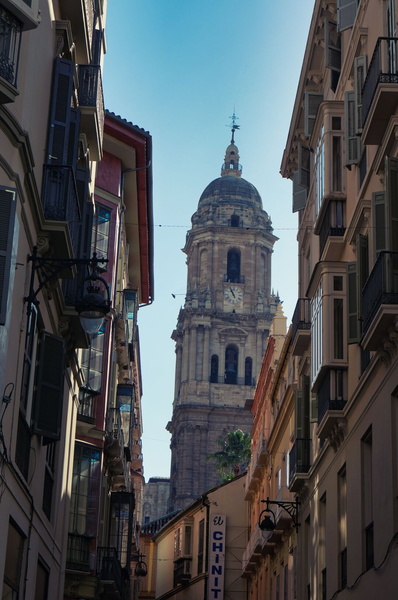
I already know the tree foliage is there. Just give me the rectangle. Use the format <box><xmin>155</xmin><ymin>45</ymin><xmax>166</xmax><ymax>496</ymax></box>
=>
<box><xmin>207</xmin><ymin>429</ymin><xmax>251</xmax><ymax>482</ymax></box>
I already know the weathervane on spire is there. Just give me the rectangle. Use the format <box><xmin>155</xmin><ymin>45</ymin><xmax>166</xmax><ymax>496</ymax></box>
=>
<box><xmin>228</xmin><ymin>111</ymin><xmax>240</xmax><ymax>144</ymax></box>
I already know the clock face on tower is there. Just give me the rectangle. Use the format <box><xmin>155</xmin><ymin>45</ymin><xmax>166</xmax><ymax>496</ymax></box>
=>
<box><xmin>224</xmin><ymin>285</ymin><xmax>243</xmax><ymax>305</ymax></box>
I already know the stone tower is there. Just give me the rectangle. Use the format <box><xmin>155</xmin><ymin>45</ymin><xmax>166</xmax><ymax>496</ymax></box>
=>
<box><xmin>167</xmin><ymin>128</ymin><xmax>278</xmax><ymax>510</ymax></box>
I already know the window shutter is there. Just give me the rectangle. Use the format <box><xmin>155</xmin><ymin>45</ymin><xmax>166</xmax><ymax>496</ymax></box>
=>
<box><xmin>302</xmin><ymin>375</ymin><xmax>310</xmax><ymax>438</ymax></box>
<box><xmin>310</xmin><ymin>392</ymin><xmax>318</xmax><ymax>423</ymax></box>
<box><xmin>354</xmin><ymin>55</ymin><xmax>367</xmax><ymax>134</ymax></box>
<box><xmin>344</xmin><ymin>91</ymin><xmax>360</xmax><ymax>165</ymax></box>
<box><xmin>298</xmin><ymin>143</ymin><xmax>310</xmax><ymax>189</ymax></box>
<box><xmin>347</xmin><ymin>262</ymin><xmax>359</xmax><ymax>343</ymax></box>
<box><xmin>304</xmin><ymin>92</ymin><xmax>323</xmax><ymax>138</ymax></box>
<box><xmin>66</xmin><ymin>108</ymin><xmax>81</xmax><ymax>169</ymax></box>
<box><xmin>295</xmin><ymin>389</ymin><xmax>303</xmax><ymax>439</ymax></box>
<box><xmin>46</xmin><ymin>58</ymin><xmax>74</xmax><ymax>165</ymax></box>
<box><xmin>292</xmin><ymin>171</ymin><xmax>308</xmax><ymax>213</ymax></box>
<box><xmin>357</xmin><ymin>233</ymin><xmax>369</xmax><ymax>319</ymax></box>
<box><xmin>0</xmin><ymin>188</ymin><xmax>16</xmax><ymax>326</ymax></box>
<box><xmin>325</xmin><ymin>20</ymin><xmax>341</xmax><ymax>72</ymax></box>
<box><xmin>385</xmin><ymin>156</ymin><xmax>398</xmax><ymax>252</ymax></box>
<box><xmin>372</xmin><ymin>191</ymin><xmax>386</xmax><ymax>258</ymax></box>
<box><xmin>32</xmin><ymin>332</ymin><xmax>65</xmax><ymax>440</ymax></box>
<box><xmin>337</xmin><ymin>0</ymin><xmax>358</xmax><ymax>32</ymax></box>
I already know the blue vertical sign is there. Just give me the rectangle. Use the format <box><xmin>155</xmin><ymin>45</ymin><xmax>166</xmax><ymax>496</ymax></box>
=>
<box><xmin>208</xmin><ymin>514</ymin><xmax>226</xmax><ymax>599</ymax></box>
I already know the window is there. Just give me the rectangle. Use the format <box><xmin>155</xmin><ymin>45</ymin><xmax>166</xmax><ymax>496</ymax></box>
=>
<box><xmin>3</xmin><ymin>520</ymin><xmax>25</xmax><ymax>600</ymax></box>
<box><xmin>372</xmin><ymin>158</ymin><xmax>398</xmax><ymax>257</ymax></box>
<box><xmin>68</xmin><ymin>444</ymin><xmax>101</xmax><ymax>567</ymax></box>
<box><xmin>109</xmin><ymin>492</ymin><xmax>134</xmax><ymax>568</ymax></box>
<box><xmin>245</xmin><ymin>357</ymin><xmax>253</xmax><ymax>386</ymax></box>
<box><xmin>174</xmin><ymin>522</ymin><xmax>192</xmax><ymax>558</ymax></box>
<box><xmin>197</xmin><ymin>519</ymin><xmax>205</xmax><ymax>574</ymax></box>
<box><xmin>362</xmin><ymin>428</ymin><xmax>374</xmax><ymax>570</ymax></box>
<box><xmin>92</xmin><ymin>204</ymin><xmax>111</xmax><ymax>262</ymax></box>
<box><xmin>319</xmin><ymin>494</ymin><xmax>326</xmax><ymax>599</ymax></box>
<box><xmin>230</xmin><ymin>214</ymin><xmax>239</xmax><ymax>227</ymax></box>
<box><xmin>325</xmin><ymin>20</ymin><xmax>341</xmax><ymax>92</ymax></box>
<box><xmin>315</xmin><ymin>126</ymin><xmax>325</xmax><ymax>215</ymax></box>
<box><xmin>34</xmin><ymin>559</ymin><xmax>49</xmax><ymax>600</ymax></box>
<box><xmin>311</xmin><ymin>282</ymin><xmax>323</xmax><ymax>383</ymax></box>
<box><xmin>225</xmin><ymin>344</ymin><xmax>238</xmax><ymax>384</ymax></box>
<box><xmin>338</xmin><ymin>466</ymin><xmax>347</xmax><ymax>589</ymax></box>
<box><xmin>79</xmin><ymin>323</ymin><xmax>106</xmax><ymax>418</ymax></box>
<box><xmin>0</xmin><ymin>186</ymin><xmax>17</xmax><ymax>325</ymax></box>
<box><xmin>210</xmin><ymin>354</ymin><xmax>219</xmax><ymax>383</ymax></box>
<box><xmin>0</xmin><ymin>7</ymin><xmax>22</xmax><ymax>94</ymax></box>
<box><xmin>227</xmin><ymin>249</ymin><xmax>241</xmax><ymax>283</ymax></box>
<box><xmin>42</xmin><ymin>442</ymin><xmax>56</xmax><ymax>520</ymax></box>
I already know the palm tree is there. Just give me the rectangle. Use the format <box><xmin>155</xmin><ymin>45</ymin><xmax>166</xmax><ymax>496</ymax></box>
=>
<box><xmin>207</xmin><ymin>429</ymin><xmax>251</xmax><ymax>482</ymax></box>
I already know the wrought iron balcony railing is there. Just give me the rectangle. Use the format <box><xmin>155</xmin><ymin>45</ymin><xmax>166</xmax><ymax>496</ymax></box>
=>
<box><xmin>78</xmin><ymin>64</ymin><xmax>104</xmax><ymax>155</ymax></box>
<box><xmin>0</xmin><ymin>7</ymin><xmax>21</xmax><ymax>89</ymax></box>
<box><xmin>362</xmin><ymin>37</ymin><xmax>398</xmax><ymax>126</ymax></box>
<box><xmin>97</xmin><ymin>547</ymin><xmax>125</xmax><ymax>596</ymax></box>
<box><xmin>41</xmin><ymin>164</ymin><xmax>81</xmax><ymax>256</ymax></box>
<box><xmin>66</xmin><ymin>533</ymin><xmax>93</xmax><ymax>571</ymax></box>
<box><xmin>362</xmin><ymin>251</ymin><xmax>398</xmax><ymax>334</ymax></box>
<box><xmin>292</xmin><ymin>298</ymin><xmax>311</xmax><ymax>340</ymax></box>
<box><xmin>289</xmin><ymin>438</ymin><xmax>311</xmax><ymax>486</ymax></box>
<box><xmin>317</xmin><ymin>369</ymin><xmax>346</xmax><ymax>424</ymax></box>
<box><xmin>318</xmin><ymin>199</ymin><xmax>345</xmax><ymax>257</ymax></box>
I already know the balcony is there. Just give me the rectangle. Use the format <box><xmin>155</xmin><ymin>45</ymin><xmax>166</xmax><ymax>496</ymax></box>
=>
<box><xmin>66</xmin><ymin>533</ymin><xmax>92</xmax><ymax>572</ymax></box>
<box><xmin>78</xmin><ymin>64</ymin><xmax>104</xmax><ymax>159</ymax></box>
<box><xmin>60</xmin><ymin>0</ymin><xmax>99</xmax><ymax>64</ymax></box>
<box><xmin>289</xmin><ymin>438</ymin><xmax>311</xmax><ymax>493</ymax></box>
<box><xmin>317</xmin><ymin>369</ymin><xmax>347</xmax><ymax>440</ymax></box>
<box><xmin>0</xmin><ymin>7</ymin><xmax>22</xmax><ymax>103</ymax></box>
<box><xmin>242</xmin><ymin>527</ymin><xmax>268</xmax><ymax>575</ymax></box>
<box><xmin>97</xmin><ymin>547</ymin><xmax>128</xmax><ymax>600</ymax></box>
<box><xmin>362</xmin><ymin>251</ymin><xmax>398</xmax><ymax>351</ymax></box>
<box><xmin>105</xmin><ymin>408</ymin><xmax>128</xmax><ymax>489</ymax></box>
<box><xmin>291</xmin><ymin>298</ymin><xmax>311</xmax><ymax>356</ymax></box>
<box><xmin>362</xmin><ymin>37</ymin><xmax>398</xmax><ymax>145</ymax></box>
<box><xmin>317</xmin><ymin>199</ymin><xmax>346</xmax><ymax>260</ymax></box>
<box><xmin>41</xmin><ymin>165</ymin><xmax>81</xmax><ymax>257</ymax></box>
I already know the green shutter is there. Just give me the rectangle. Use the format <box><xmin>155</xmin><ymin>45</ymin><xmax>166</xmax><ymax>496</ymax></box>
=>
<box><xmin>295</xmin><ymin>389</ymin><xmax>303</xmax><ymax>439</ymax></box>
<box><xmin>32</xmin><ymin>332</ymin><xmax>65</xmax><ymax>440</ymax></box>
<box><xmin>357</xmin><ymin>234</ymin><xmax>369</xmax><ymax>319</ymax></box>
<box><xmin>0</xmin><ymin>188</ymin><xmax>17</xmax><ymax>326</ymax></box>
<box><xmin>292</xmin><ymin>171</ymin><xmax>308</xmax><ymax>213</ymax></box>
<box><xmin>345</xmin><ymin>91</ymin><xmax>360</xmax><ymax>165</ymax></box>
<box><xmin>354</xmin><ymin>55</ymin><xmax>367</xmax><ymax>133</ymax></box>
<box><xmin>337</xmin><ymin>0</ymin><xmax>358</xmax><ymax>32</ymax></box>
<box><xmin>385</xmin><ymin>156</ymin><xmax>398</xmax><ymax>252</ymax></box>
<box><xmin>310</xmin><ymin>392</ymin><xmax>318</xmax><ymax>423</ymax></box>
<box><xmin>372</xmin><ymin>191</ymin><xmax>386</xmax><ymax>257</ymax></box>
<box><xmin>46</xmin><ymin>57</ymin><xmax>74</xmax><ymax>165</ymax></box>
<box><xmin>325</xmin><ymin>20</ymin><xmax>341</xmax><ymax>72</ymax></box>
<box><xmin>347</xmin><ymin>262</ymin><xmax>359</xmax><ymax>343</ymax></box>
<box><xmin>304</xmin><ymin>92</ymin><xmax>323</xmax><ymax>138</ymax></box>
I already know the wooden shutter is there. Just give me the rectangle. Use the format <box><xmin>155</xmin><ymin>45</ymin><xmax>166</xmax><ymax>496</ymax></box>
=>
<box><xmin>46</xmin><ymin>58</ymin><xmax>74</xmax><ymax>165</ymax></box>
<box><xmin>337</xmin><ymin>0</ymin><xmax>358</xmax><ymax>32</ymax></box>
<box><xmin>304</xmin><ymin>92</ymin><xmax>323</xmax><ymax>138</ymax></box>
<box><xmin>325</xmin><ymin>20</ymin><xmax>341</xmax><ymax>72</ymax></box>
<box><xmin>345</xmin><ymin>91</ymin><xmax>360</xmax><ymax>165</ymax></box>
<box><xmin>385</xmin><ymin>156</ymin><xmax>398</xmax><ymax>252</ymax></box>
<box><xmin>372</xmin><ymin>191</ymin><xmax>386</xmax><ymax>258</ymax></box>
<box><xmin>347</xmin><ymin>262</ymin><xmax>359</xmax><ymax>343</ymax></box>
<box><xmin>0</xmin><ymin>188</ymin><xmax>16</xmax><ymax>326</ymax></box>
<box><xmin>354</xmin><ymin>55</ymin><xmax>367</xmax><ymax>134</ymax></box>
<box><xmin>32</xmin><ymin>332</ymin><xmax>65</xmax><ymax>440</ymax></box>
<box><xmin>310</xmin><ymin>391</ymin><xmax>318</xmax><ymax>423</ymax></box>
<box><xmin>298</xmin><ymin>143</ymin><xmax>310</xmax><ymax>188</ymax></box>
<box><xmin>292</xmin><ymin>171</ymin><xmax>308</xmax><ymax>213</ymax></box>
<box><xmin>357</xmin><ymin>233</ymin><xmax>369</xmax><ymax>319</ymax></box>
<box><xmin>66</xmin><ymin>108</ymin><xmax>81</xmax><ymax>169</ymax></box>
<box><xmin>295</xmin><ymin>389</ymin><xmax>303</xmax><ymax>439</ymax></box>
<box><xmin>302</xmin><ymin>375</ymin><xmax>310</xmax><ymax>438</ymax></box>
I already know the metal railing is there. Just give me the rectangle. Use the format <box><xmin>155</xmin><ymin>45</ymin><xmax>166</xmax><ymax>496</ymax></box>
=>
<box><xmin>362</xmin><ymin>37</ymin><xmax>398</xmax><ymax>126</ymax></box>
<box><xmin>66</xmin><ymin>533</ymin><xmax>92</xmax><ymax>571</ymax></box>
<box><xmin>78</xmin><ymin>64</ymin><xmax>104</xmax><ymax>150</ymax></box>
<box><xmin>41</xmin><ymin>165</ymin><xmax>81</xmax><ymax>255</ymax></box>
<box><xmin>291</xmin><ymin>298</ymin><xmax>311</xmax><ymax>340</ymax></box>
<box><xmin>318</xmin><ymin>200</ymin><xmax>345</xmax><ymax>256</ymax></box>
<box><xmin>289</xmin><ymin>438</ymin><xmax>311</xmax><ymax>485</ymax></box>
<box><xmin>97</xmin><ymin>546</ymin><xmax>125</xmax><ymax>596</ymax></box>
<box><xmin>362</xmin><ymin>251</ymin><xmax>398</xmax><ymax>334</ymax></box>
<box><xmin>317</xmin><ymin>370</ymin><xmax>346</xmax><ymax>423</ymax></box>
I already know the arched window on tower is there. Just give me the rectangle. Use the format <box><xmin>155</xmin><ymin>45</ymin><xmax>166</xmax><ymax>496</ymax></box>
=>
<box><xmin>227</xmin><ymin>249</ymin><xmax>240</xmax><ymax>283</ymax></box>
<box><xmin>225</xmin><ymin>345</ymin><xmax>238</xmax><ymax>385</ymax></box>
<box><xmin>230</xmin><ymin>215</ymin><xmax>240</xmax><ymax>228</ymax></box>
<box><xmin>229</xmin><ymin>160</ymin><xmax>235</xmax><ymax>169</ymax></box>
<box><xmin>245</xmin><ymin>357</ymin><xmax>253</xmax><ymax>386</ymax></box>
<box><xmin>210</xmin><ymin>355</ymin><xmax>219</xmax><ymax>383</ymax></box>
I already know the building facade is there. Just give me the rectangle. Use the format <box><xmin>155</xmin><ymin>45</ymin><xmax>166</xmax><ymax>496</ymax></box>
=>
<box><xmin>154</xmin><ymin>474</ymin><xmax>247</xmax><ymax>600</ymax></box>
<box><xmin>266</xmin><ymin>0</ymin><xmax>398</xmax><ymax>597</ymax></box>
<box><xmin>143</xmin><ymin>477</ymin><xmax>171</xmax><ymax>525</ymax></box>
<box><xmin>167</xmin><ymin>132</ymin><xmax>278</xmax><ymax>510</ymax></box>
<box><xmin>0</xmin><ymin>2</ymin><xmax>154</xmax><ymax>598</ymax></box>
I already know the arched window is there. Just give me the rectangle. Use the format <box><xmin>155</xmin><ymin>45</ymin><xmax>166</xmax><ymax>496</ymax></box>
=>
<box><xmin>225</xmin><ymin>345</ymin><xmax>238</xmax><ymax>384</ymax></box>
<box><xmin>230</xmin><ymin>215</ymin><xmax>239</xmax><ymax>228</ymax></box>
<box><xmin>245</xmin><ymin>357</ymin><xmax>253</xmax><ymax>386</ymax></box>
<box><xmin>210</xmin><ymin>355</ymin><xmax>219</xmax><ymax>383</ymax></box>
<box><xmin>229</xmin><ymin>160</ymin><xmax>235</xmax><ymax>169</ymax></box>
<box><xmin>227</xmin><ymin>249</ymin><xmax>240</xmax><ymax>283</ymax></box>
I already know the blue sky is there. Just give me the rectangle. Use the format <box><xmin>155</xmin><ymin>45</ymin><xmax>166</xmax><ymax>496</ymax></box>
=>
<box><xmin>103</xmin><ymin>1</ymin><xmax>314</xmax><ymax>481</ymax></box>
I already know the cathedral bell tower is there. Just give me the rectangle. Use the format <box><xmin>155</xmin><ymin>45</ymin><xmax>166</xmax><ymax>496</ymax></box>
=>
<box><xmin>167</xmin><ymin>122</ymin><xmax>278</xmax><ymax>510</ymax></box>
